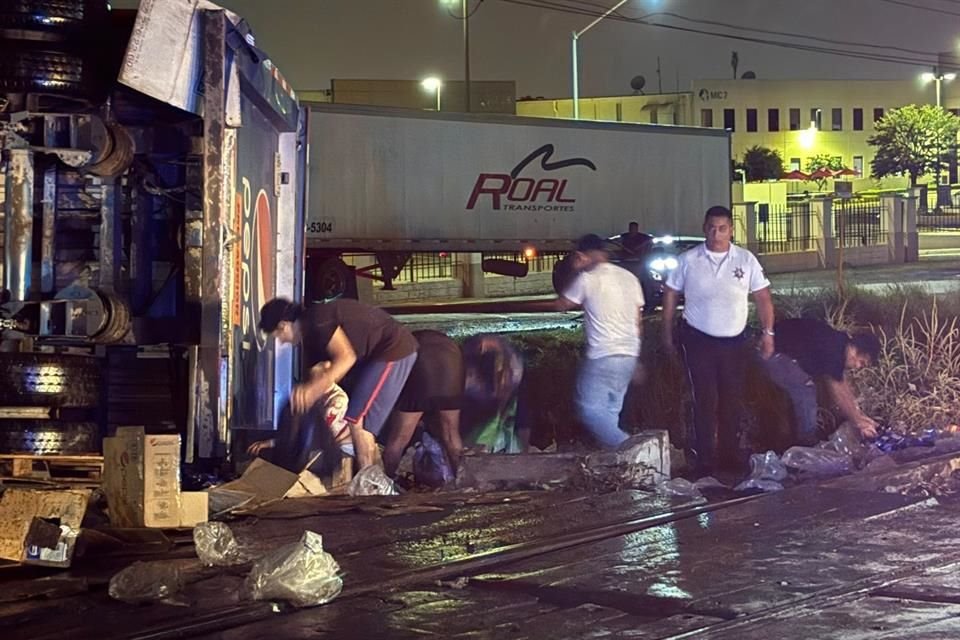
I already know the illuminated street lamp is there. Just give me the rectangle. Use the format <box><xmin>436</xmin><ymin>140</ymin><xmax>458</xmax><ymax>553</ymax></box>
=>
<box><xmin>571</xmin><ymin>0</ymin><xmax>632</xmax><ymax>119</ymax></box>
<box><xmin>422</xmin><ymin>77</ymin><xmax>443</xmax><ymax>111</ymax></box>
<box><xmin>921</xmin><ymin>68</ymin><xmax>956</xmax><ymax>190</ymax></box>
<box><xmin>921</xmin><ymin>69</ymin><xmax>956</xmax><ymax>108</ymax></box>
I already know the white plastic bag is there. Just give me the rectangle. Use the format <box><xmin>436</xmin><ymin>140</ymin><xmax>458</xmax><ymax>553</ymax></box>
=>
<box><xmin>193</xmin><ymin>522</ymin><xmax>249</xmax><ymax>567</ymax></box>
<box><xmin>245</xmin><ymin>531</ymin><xmax>342</xmax><ymax>608</ymax></box>
<box><xmin>348</xmin><ymin>464</ymin><xmax>399</xmax><ymax>496</ymax></box>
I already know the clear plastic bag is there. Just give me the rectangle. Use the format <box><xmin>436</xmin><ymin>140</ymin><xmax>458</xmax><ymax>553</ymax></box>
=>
<box><xmin>245</xmin><ymin>531</ymin><xmax>342</xmax><ymax>608</ymax></box>
<box><xmin>747</xmin><ymin>451</ymin><xmax>788</xmax><ymax>482</ymax></box>
<box><xmin>694</xmin><ymin>476</ymin><xmax>729</xmax><ymax>491</ymax></box>
<box><xmin>655</xmin><ymin>478</ymin><xmax>704</xmax><ymax>500</ymax></box>
<box><xmin>348</xmin><ymin>464</ymin><xmax>399</xmax><ymax>496</ymax></box>
<box><xmin>108</xmin><ymin>561</ymin><xmax>184</xmax><ymax>604</ymax></box>
<box><xmin>821</xmin><ymin>424</ymin><xmax>871</xmax><ymax>467</ymax></box>
<box><xmin>782</xmin><ymin>446</ymin><xmax>853</xmax><ymax>477</ymax></box>
<box><xmin>193</xmin><ymin>522</ymin><xmax>249</xmax><ymax>567</ymax></box>
<box><xmin>734</xmin><ymin>478</ymin><xmax>785</xmax><ymax>492</ymax></box>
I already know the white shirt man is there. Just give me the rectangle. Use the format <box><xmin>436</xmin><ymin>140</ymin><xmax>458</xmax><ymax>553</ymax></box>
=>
<box><xmin>661</xmin><ymin>206</ymin><xmax>775</xmax><ymax>474</ymax></box>
<box><xmin>554</xmin><ymin>234</ymin><xmax>645</xmax><ymax>449</ymax></box>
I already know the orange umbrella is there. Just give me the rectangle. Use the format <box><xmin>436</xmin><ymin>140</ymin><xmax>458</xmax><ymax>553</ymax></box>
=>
<box><xmin>782</xmin><ymin>169</ymin><xmax>811</xmax><ymax>180</ymax></box>
<box><xmin>833</xmin><ymin>167</ymin><xmax>858</xmax><ymax>177</ymax></box>
<box><xmin>808</xmin><ymin>167</ymin><xmax>835</xmax><ymax>180</ymax></box>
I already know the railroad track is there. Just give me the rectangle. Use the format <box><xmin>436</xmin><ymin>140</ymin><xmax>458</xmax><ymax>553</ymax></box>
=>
<box><xmin>125</xmin><ymin>493</ymin><xmax>765</xmax><ymax>640</ymax></box>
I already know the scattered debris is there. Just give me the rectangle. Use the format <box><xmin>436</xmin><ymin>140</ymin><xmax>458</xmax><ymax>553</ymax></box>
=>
<box><xmin>414</xmin><ymin>432</ymin><xmax>455</xmax><ymax>488</ymax></box>
<box><xmin>735</xmin><ymin>451</ymin><xmax>787</xmax><ymax>493</ymax></box>
<box><xmin>108</xmin><ymin>560</ymin><xmax>184</xmax><ymax>604</ymax></box>
<box><xmin>245</xmin><ymin>531</ymin><xmax>342</xmax><ymax>608</ymax></box>
<box><xmin>656</xmin><ymin>478</ymin><xmax>704</xmax><ymax>500</ymax></box>
<box><xmin>0</xmin><ymin>488</ymin><xmax>90</xmax><ymax>568</ymax></box>
<box><xmin>193</xmin><ymin>522</ymin><xmax>250</xmax><ymax>567</ymax></box>
<box><xmin>782</xmin><ymin>446</ymin><xmax>853</xmax><ymax>478</ymax></box>
<box><xmin>348</xmin><ymin>465</ymin><xmax>399</xmax><ymax>496</ymax></box>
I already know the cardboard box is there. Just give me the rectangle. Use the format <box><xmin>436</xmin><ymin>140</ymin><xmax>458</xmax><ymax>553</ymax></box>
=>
<box><xmin>0</xmin><ymin>488</ymin><xmax>91</xmax><ymax>568</ymax></box>
<box><xmin>103</xmin><ymin>427</ymin><xmax>207</xmax><ymax>528</ymax></box>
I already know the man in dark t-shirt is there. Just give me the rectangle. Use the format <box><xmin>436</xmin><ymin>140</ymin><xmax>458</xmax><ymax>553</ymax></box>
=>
<box><xmin>763</xmin><ymin>318</ymin><xmax>881</xmax><ymax>445</ymax></box>
<box><xmin>259</xmin><ymin>298</ymin><xmax>418</xmax><ymax>469</ymax></box>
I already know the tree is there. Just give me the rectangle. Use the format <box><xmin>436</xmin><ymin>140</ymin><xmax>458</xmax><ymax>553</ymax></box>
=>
<box><xmin>868</xmin><ymin>104</ymin><xmax>960</xmax><ymax>187</ymax></box>
<box><xmin>805</xmin><ymin>154</ymin><xmax>845</xmax><ymax>190</ymax></box>
<box><xmin>741</xmin><ymin>145</ymin><xmax>784</xmax><ymax>182</ymax></box>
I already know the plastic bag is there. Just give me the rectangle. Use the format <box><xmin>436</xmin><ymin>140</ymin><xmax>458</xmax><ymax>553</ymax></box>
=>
<box><xmin>748</xmin><ymin>451</ymin><xmax>788</xmax><ymax>482</ymax></box>
<box><xmin>348</xmin><ymin>464</ymin><xmax>399</xmax><ymax>496</ymax></box>
<box><xmin>108</xmin><ymin>561</ymin><xmax>184</xmax><ymax>604</ymax></box>
<box><xmin>655</xmin><ymin>478</ymin><xmax>704</xmax><ymax>500</ymax></box>
<box><xmin>782</xmin><ymin>446</ymin><xmax>853</xmax><ymax>477</ymax></box>
<box><xmin>694</xmin><ymin>476</ymin><xmax>729</xmax><ymax>491</ymax></box>
<box><xmin>193</xmin><ymin>522</ymin><xmax>249</xmax><ymax>567</ymax></box>
<box><xmin>413</xmin><ymin>432</ymin><xmax>455</xmax><ymax>487</ymax></box>
<box><xmin>245</xmin><ymin>531</ymin><xmax>342</xmax><ymax>608</ymax></box>
<box><xmin>734</xmin><ymin>478</ymin><xmax>784</xmax><ymax>492</ymax></box>
<box><xmin>733</xmin><ymin>451</ymin><xmax>787</xmax><ymax>492</ymax></box>
<box><xmin>821</xmin><ymin>424</ymin><xmax>872</xmax><ymax>467</ymax></box>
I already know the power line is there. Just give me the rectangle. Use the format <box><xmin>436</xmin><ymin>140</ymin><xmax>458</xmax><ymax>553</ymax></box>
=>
<box><xmin>496</xmin><ymin>0</ymin><xmax>939</xmax><ymax>68</ymax></box>
<box><xmin>875</xmin><ymin>0</ymin><xmax>960</xmax><ymax>17</ymax></box>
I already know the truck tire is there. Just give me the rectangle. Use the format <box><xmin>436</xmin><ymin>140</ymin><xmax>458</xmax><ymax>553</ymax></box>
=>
<box><xmin>0</xmin><ymin>421</ymin><xmax>99</xmax><ymax>455</ymax></box>
<box><xmin>552</xmin><ymin>254</ymin><xmax>576</xmax><ymax>296</ymax></box>
<box><xmin>0</xmin><ymin>43</ymin><xmax>92</xmax><ymax>96</ymax></box>
<box><xmin>0</xmin><ymin>0</ymin><xmax>108</xmax><ymax>36</ymax></box>
<box><xmin>307</xmin><ymin>257</ymin><xmax>352</xmax><ymax>301</ymax></box>
<box><xmin>0</xmin><ymin>353</ymin><xmax>101</xmax><ymax>408</ymax></box>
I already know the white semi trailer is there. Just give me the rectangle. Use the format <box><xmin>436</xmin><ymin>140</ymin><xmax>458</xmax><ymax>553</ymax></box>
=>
<box><xmin>302</xmin><ymin>104</ymin><xmax>731</xmax><ymax>299</ymax></box>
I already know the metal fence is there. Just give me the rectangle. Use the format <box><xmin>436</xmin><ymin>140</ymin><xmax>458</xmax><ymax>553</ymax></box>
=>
<box><xmin>834</xmin><ymin>199</ymin><xmax>887</xmax><ymax>247</ymax></box>
<box><xmin>918</xmin><ymin>186</ymin><xmax>960</xmax><ymax>231</ymax></box>
<box><xmin>392</xmin><ymin>252</ymin><xmax>456</xmax><ymax>283</ymax></box>
<box><xmin>482</xmin><ymin>251</ymin><xmax>564</xmax><ymax>274</ymax></box>
<box><xmin>755</xmin><ymin>202</ymin><xmax>817</xmax><ymax>254</ymax></box>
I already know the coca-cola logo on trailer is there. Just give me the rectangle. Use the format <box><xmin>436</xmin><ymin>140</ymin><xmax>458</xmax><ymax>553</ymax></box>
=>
<box><xmin>239</xmin><ymin>177</ymin><xmax>274</xmax><ymax>350</ymax></box>
<box><xmin>465</xmin><ymin>144</ymin><xmax>597</xmax><ymax>213</ymax></box>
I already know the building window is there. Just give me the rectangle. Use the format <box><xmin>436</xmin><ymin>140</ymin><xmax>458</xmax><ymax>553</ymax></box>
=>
<box><xmin>853</xmin><ymin>108</ymin><xmax>864</xmax><ymax>131</ymax></box>
<box><xmin>853</xmin><ymin>155</ymin><xmax>864</xmax><ymax>177</ymax></box>
<box><xmin>768</xmin><ymin>108</ymin><xmax>780</xmax><ymax>132</ymax></box>
<box><xmin>810</xmin><ymin>108</ymin><xmax>822</xmax><ymax>130</ymax></box>
<box><xmin>831</xmin><ymin>108</ymin><xmax>843</xmax><ymax>131</ymax></box>
<box><xmin>789</xmin><ymin>108</ymin><xmax>801</xmax><ymax>131</ymax></box>
<box><xmin>723</xmin><ymin>108</ymin><xmax>735</xmax><ymax>131</ymax></box>
<box><xmin>700</xmin><ymin>108</ymin><xmax>713</xmax><ymax>127</ymax></box>
<box><xmin>789</xmin><ymin>157</ymin><xmax>801</xmax><ymax>171</ymax></box>
<box><xmin>746</xmin><ymin>108</ymin><xmax>758</xmax><ymax>132</ymax></box>
<box><xmin>873</xmin><ymin>107</ymin><xmax>884</xmax><ymax>122</ymax></box>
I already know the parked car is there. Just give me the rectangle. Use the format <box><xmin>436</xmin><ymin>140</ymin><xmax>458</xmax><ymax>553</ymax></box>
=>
<box><xmin>552</xmin><ymin>234</ymin><xmax>704</xmax><ymax>311</ymax></box>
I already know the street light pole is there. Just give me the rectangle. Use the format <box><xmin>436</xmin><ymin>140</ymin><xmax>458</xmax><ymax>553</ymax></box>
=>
<box><xmin>463</xmin><ymin>0</ymin><xmax>470</xmax><ymax>112</ymax></box>
<box><xmin>922</xmin><ymin>68</ymin><xmax>956</xmax><ymax>191</ymax></box>
<box><xmin>571</xmin><ymin>0</ymin><xmax>631</xmax><ymax>120</ymax></box>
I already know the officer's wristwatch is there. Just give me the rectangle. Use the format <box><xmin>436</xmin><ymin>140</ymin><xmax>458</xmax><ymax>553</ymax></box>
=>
<box><xmin>762</xmin><ymin>328</ymin><xmax>775</xmax><ymax>337</ymax></box>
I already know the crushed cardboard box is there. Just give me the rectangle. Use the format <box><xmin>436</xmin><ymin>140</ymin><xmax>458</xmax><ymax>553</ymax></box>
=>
<box><xmin>0</xmin><ymin>488</ymin><xmax>91</xmax><ymax>568</ymax></box>
<box><xmin>102</xmin><ymin>427</ymin><xmax>208</xmax><ymax>528</ymax></box>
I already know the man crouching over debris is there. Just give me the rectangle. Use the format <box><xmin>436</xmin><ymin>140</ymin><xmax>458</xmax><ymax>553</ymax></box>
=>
<box><xmin>258</xmin><ymin>298</ymin><xmax>418</xmax><ymax>470</ymax></box>
<box><xmin>762</xmin><ymin>318</ymin><xmax>881</xmax><ymax>445</ymax></box>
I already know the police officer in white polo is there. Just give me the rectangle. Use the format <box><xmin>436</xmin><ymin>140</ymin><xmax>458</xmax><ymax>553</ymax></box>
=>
<box><xmin>661</xmin><ymin>205</ymin><xmax>776</xmax><ymax>474</ymax></box>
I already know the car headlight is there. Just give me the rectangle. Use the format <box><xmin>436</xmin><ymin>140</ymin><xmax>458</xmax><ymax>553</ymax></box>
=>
<box><xmin>649</xmin><ymin>257</ymin><xmax>678</xmax><ymax>272</ymax></box>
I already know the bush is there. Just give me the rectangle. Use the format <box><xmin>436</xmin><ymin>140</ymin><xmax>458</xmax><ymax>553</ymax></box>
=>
<box><xmin>504</xmin><ymin>287</ymin><xmax>960</xmax><ymax>452</ymax></box>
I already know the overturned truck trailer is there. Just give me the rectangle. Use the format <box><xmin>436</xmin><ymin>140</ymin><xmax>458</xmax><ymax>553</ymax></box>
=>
<box><xmin>302</xmin><ymin>104</ymin><xmax>731</xmax><ymax>299</ymax></box>
<box><xmin>0</xmin><ymin>1</ymin><xmax>304</xmax><ymax>461</ymax></box>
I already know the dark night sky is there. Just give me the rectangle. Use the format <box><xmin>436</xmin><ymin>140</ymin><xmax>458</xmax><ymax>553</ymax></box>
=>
<box><xmin>116</xmin><ymin>1</ymin><xmax>957</xmax><ymax>97</ymax></box>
